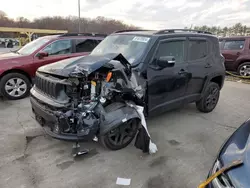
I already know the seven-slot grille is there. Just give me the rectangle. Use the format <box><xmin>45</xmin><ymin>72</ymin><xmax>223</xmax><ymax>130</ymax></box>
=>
<box><xmin>35</xmin><ymin>73</ymin><xmax>64</xmax><ymax>99</ymax></box>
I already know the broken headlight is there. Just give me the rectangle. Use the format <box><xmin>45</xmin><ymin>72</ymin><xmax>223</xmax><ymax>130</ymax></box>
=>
<box><xmin>67</xmin><ymin>78</ymin><xmax>79</xmax><ymax>86</ymax></box>
<box><xmin>65</xmin><ymin>85</ymin><xmax>78</xmax><ymax>97</ymax></box>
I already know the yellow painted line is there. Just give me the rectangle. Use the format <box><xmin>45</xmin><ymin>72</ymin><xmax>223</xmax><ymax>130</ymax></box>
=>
<box><xmin>226</xmin><ymin>71</ymin><xmax>250</xmax><ymax>79</ymax></box>
<box><xmin>198</xmin><ymin>160</ymin><xmax>243</xmax><ymax>188</ymax></box>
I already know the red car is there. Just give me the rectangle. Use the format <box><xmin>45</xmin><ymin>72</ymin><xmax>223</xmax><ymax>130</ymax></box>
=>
<box><xmin>0</xmin><ymin>33</ymin><xmax>106</xmax><ymax>100</ymax></box>
<box><xmin>219</xmin><ymin>36</ymin><xmax>250</xmax><ymax>76</ymax></box>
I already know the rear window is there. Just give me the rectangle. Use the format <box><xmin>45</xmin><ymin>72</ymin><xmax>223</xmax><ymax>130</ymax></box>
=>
<box><xmin>188</xmin><ymin>39</ymin><xmax>208</xmax><ymax>61</ymax></box>
<box><xmin>224</xmin><ymin>40</ymin><xmax>245</xmax><ymax>50</ymax></box>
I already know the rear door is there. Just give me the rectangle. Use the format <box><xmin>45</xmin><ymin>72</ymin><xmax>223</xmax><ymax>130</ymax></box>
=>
<box><xmin>221</xmin><ymin>39</ymin><xmax>245</xmax><ymax>70</ymax></box>
<box><xmin>185</xmin><ymin>37</ymin><xmax>211</xmax><ymax>102</ymax></box>
<box><xmin>147</xmin><ymin>37</ymin><xmax>190</xmax><ymax>115</ymax></box>
<box><xmin>72</xmin><ymin>39</ymin><xmax>100</xmax><ymax>56</ymax></box>
<box><xmin>32</xmin><ymin>39</ymin><xmax>74</xmax><ymax>76</ymax></box>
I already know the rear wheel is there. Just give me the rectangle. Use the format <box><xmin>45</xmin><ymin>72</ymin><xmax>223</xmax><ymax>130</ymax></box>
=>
<box><xmin>237</xmin><ymin>62</ymin><xmax>250</xmax><ymax>76</ymax></box>
<box><xmin>99</xmin><ymin>103</ymin><xmax>140</xmax><ymax>150</ymax></box>
<box><xmin>0</xmin><ymin>73</ymin><xmax>31</xmax><ymax>100</ymax></box>
<box><xmin>196</xmin><ymin>82</ymin><xmax>220</xmax><ymax>113</ymax></box>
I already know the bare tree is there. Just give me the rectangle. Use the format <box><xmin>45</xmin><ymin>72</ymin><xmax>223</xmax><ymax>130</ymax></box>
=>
<box><xmin>0</xmin><ymin>15</ymin><xmax>139</xmax><ymax>36</ymax></box>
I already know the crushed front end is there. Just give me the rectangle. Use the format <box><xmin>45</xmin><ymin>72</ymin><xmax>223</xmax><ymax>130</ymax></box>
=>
<box><xmin>30</xmin><ymin>70</ymin><xmax>101</xmax><ymax>142</ymax></box>
<box><xmin>30</xmin><ymin>54</ymin><xmax>154</xmax><ymax>154</ymax></box>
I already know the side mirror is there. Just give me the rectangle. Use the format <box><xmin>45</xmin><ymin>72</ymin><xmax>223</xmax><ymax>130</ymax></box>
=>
<box><xmin>37</xmin><ymin>51</ymin><xmax>48</xmax><ymax>59</ymax></box>
<box><xmin>157</xmin><ymin>56</ymin><xmax>175</xmax><ymax>68</ymax></box>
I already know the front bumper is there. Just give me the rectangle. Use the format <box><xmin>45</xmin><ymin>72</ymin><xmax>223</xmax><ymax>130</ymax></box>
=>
<box><xmin>30</xmin><ymin>95</ymin><xmax>97</xmax><ymax>142</ymax></box>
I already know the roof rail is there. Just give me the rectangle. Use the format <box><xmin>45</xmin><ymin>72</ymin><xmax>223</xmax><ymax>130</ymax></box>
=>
<box><xmin>113</xmin><ymin>29</ymin><xmax>154</xmax><ymax>33</ymax></box>
<box><xmin>59</xmin><ymin>33</ymin><xmax>107</xmax><ymax>37</ymax></box>
<box><xmin>155</xmin><ymin>29</ymin><xmax>212</xmax><ymax>35</ymax></box>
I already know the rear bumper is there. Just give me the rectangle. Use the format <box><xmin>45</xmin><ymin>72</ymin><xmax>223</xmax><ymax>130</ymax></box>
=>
<box><xmin>30</xmin><ymin>95</ymin><xmax>97</xmax><ymax>142</ymax></box>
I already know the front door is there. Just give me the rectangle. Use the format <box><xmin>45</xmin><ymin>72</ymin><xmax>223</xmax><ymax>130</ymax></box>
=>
<box><xmin>32</xmin><ymin>39</ymin><xmax>74</xmax><ymax>77</ymax></box>
<box><xmin>147</xmin><ymin>37</ymin><xmax>190</xmax><ymax>115</ymax></box>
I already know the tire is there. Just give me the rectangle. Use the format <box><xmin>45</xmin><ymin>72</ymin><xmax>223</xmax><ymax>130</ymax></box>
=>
<box><xmin>99</xmin><ymin>103</ymin><xmax>140</xmax><ymax>150</ymax></box>
<box><xmin>0</xmin><ymin>73</ymin><xmax>31</xmax><ymax>100</ymax></box>
<box><xmin>237</xmin><ymin>62</ymin><xmax>250</xmax><ymax>76</ymax></box>
<box><xmin>196</xmin><ymin>82</ymin><xmax>220</xmax><ymax>113</ymax></box>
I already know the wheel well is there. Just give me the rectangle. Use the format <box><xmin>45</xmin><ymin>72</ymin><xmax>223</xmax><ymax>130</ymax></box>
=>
<box><xmin>210</xmin><ymin>76</ymin><xmax>223</xmax><ymax>88</ymax></box>
<box><xmin>0</xmin><ymin>69</ymin><xmax>32</xmax><ymax>83</ymax></box>
<box><xmin>237</xmin><ymin>61</ymin><xmax>250</xmax><ymax>70</ymax></box>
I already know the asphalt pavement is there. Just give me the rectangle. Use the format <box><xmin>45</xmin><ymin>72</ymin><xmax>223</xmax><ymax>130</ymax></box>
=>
<box><xmin>0</xmin><ymin>81</ymin><xmax>249</xmax><ymax>188</ymax></box>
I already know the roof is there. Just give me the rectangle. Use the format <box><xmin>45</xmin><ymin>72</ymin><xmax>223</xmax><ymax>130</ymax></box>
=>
<box><xmin>41</xmin><ymin>33</ymin><xmax>107</xmax><ymax>39</ymax></box>
<box><xmin>113</xmin><ymin>29</ymin><xmax>214</xmax><ymax>37</ymax></box>
<box><xmin>219</xmin><ymin>36</ymin><xmax>250</xmax><ymax>40</ymax></box>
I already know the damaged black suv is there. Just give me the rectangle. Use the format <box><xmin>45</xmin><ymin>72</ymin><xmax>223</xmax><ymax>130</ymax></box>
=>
<box><xmin>30</xmin><ymin>29</ymin><xmax>225</xmax><ymax>153</ymax></box>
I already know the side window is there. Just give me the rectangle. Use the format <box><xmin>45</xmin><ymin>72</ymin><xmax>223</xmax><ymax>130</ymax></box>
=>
<box><xmin>75</xmin><ymin>39</ymin><xmax>98</xmax><ymax>53</ymax></box>
<box><xmin>188</xmin><ymin>39</ymin><xmax>208</xmax><ymax>61</ymax></box>
<box><xmin>224</xmin><ymin>40</ymin><xmax>245</xmax><ymax>50</ymax></box>
<box><xmin>156</xmin><ymin>40</ymin><xmax>185</xmax><ymax>64</ymax></box>
<box><xmin>43</xmin><ymin>40</ymin><xmax>72</xmax><ymax>55</ymax></box>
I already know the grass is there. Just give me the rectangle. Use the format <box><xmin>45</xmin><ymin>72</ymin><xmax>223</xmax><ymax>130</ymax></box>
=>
<box><xmin>225</xmin><ymin>75</ymin><xmax>250</xmax><ymax>84</ymax></box>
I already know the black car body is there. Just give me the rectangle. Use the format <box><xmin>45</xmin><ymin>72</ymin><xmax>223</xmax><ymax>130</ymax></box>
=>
<box><xmin>30</xmin><ymin>29</ymin><xmax>225</xmax><ymax>151</ymax></box>
<box><xmin>205</xmin><ymin>118</ymin><xmax>250</xmax><ymax>188</ymax></box>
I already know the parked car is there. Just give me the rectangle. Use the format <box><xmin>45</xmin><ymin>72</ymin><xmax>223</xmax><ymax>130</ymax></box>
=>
<box><xmin>30</xmin><ymin>29</ymin><xmax>225</xmax><ymax>152</ymax></box>
<box><xmin>0</xmin><ymin>33</ymin><xmax>106</xmax><ymax>100</ymax></box>
<box><xmin>203</xmin><ymin>118</ymin><xmax>250</xmax><ymax>188</ymax></box>
<box><xmin>219</xmin><ymin>36</ymin><xmax>250</xmax><ymax>76</ymax></box>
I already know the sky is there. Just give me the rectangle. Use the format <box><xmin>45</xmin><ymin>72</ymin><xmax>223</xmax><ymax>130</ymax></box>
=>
<box><xmin>1</xmin><ymin>0</ymin><xmax>250</xmax><ymax>29</ymax></box>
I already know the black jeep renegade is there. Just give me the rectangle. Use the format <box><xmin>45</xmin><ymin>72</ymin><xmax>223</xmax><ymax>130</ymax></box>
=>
<box><xmin>30</xmin><ymin>29</ymin><xmax>225</xmax><ymax>151</ymax></box>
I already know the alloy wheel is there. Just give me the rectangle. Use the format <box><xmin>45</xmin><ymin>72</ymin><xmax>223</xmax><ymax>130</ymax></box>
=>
<box><xmin>205</xmin><ymin>86</ymin><xmax>219</xmax><ymax>110</ymax></box>
<box><xmin>239</xmin><ymin>65</ymin><xmax>250</xmax><ymax>76</ymax></box>
<box><xmin>4</xmin><ymin>78</ymin><xmax>27</xmax><ymax>97</ymax></box>
<box><xmin>107</xmin><ymin>119</ymin><xmax>138</xmax><ymax>146</ymax></box>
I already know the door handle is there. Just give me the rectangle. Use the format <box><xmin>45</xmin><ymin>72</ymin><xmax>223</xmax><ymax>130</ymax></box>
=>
<box><xmin>205</xmin><ymin>63</ymin><xmax>212</xmax><ymax>68</ymax></box>
<box><xmin>178</xmin><ymin>69</ymin><xmax>187</xmax><ymax>75</ymax></box>
<box><xmin>236</xmin><ymin>52</ymin><xmax>241</xmax><ymax>56</ymax></box>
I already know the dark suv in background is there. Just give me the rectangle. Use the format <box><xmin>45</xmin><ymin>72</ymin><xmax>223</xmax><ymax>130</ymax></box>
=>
<box><xmin>219</xmin><ymin>36</ymin><xmax>250</xmax><ymax>76</ymax></box>
<box><xmin>0</xmin><ymin>33</ymin><xmax>106</xmax><ymax>100</ymax></box>
<box><xmin>30</xmin><ymin>29</ymin><xmax>225</xmax><ymax>151</ymax></box>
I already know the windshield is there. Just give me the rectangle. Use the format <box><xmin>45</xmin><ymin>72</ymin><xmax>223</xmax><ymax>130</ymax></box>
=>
<box><xmin>17</xmin><ymin>37</ymin><xmax>50</xmax><ymax>55</ymax></box>
<box><xmin>91</xmin><ymin>34</ymin><xmax>150</xmax><ymax>64</ymax></box>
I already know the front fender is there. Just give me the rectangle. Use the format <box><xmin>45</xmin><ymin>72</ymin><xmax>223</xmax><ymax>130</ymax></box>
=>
<box><xmin>99</xmin><ymin>105</ymin><xmax>140</xmax><ymax>135</ymax></box>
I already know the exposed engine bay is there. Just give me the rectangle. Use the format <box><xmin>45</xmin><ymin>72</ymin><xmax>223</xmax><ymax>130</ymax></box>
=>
<box><xmin>30</xmin><ymin>53</ymin><xmax>157</xmax><ymax>156</ymax></box>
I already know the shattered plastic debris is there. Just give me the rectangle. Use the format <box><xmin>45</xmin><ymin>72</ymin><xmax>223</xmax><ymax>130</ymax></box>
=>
<box><xmin>126</xmin><ymin>102</ymin><xmax>158</xmax><ymax>154</ymax></box>
<box><xmin>116</xmin><ymin>177</ymin><xmax>131</xmax><ymax>186</ymax></box>
<box><xmin>149</xmin><ymin>140</ymin><xmax>158</xmax><ymax>154</ymax></box>
<box><xmin>122</xmin><ymin>118</ymin><xmax>127</xmax><ymax>123</ymax></box>
<box><xmin>93</xmin><ymin>136</ymin><xmax>98</xmax><ymax>142</ymax></box>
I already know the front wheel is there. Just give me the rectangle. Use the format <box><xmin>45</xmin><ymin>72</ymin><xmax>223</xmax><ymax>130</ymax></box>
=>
<box><xmin>196</xmin><ymin>82</ymin><xmax>220</xmax><ymax>113</ymax></box>
<box><xmin>0</xmin><ymin>73</ymin><xmax>31</xmax><ymax>100</ymax></box>
<box><xmin>100</xmin><ymin>119</ymin><xmax>139</xmax><ymax>150</ymax></box>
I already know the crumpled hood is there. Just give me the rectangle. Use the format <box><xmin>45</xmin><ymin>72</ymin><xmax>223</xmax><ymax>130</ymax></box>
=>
<box><xmin>219</xmin><ymin>118</ymin><xmax>250</xmax><ymax>187</ymax></box>
<box><xmin>38</xmin><ymin>53</ymin><xmax>130</xmax><ymax>77</ymax></box>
